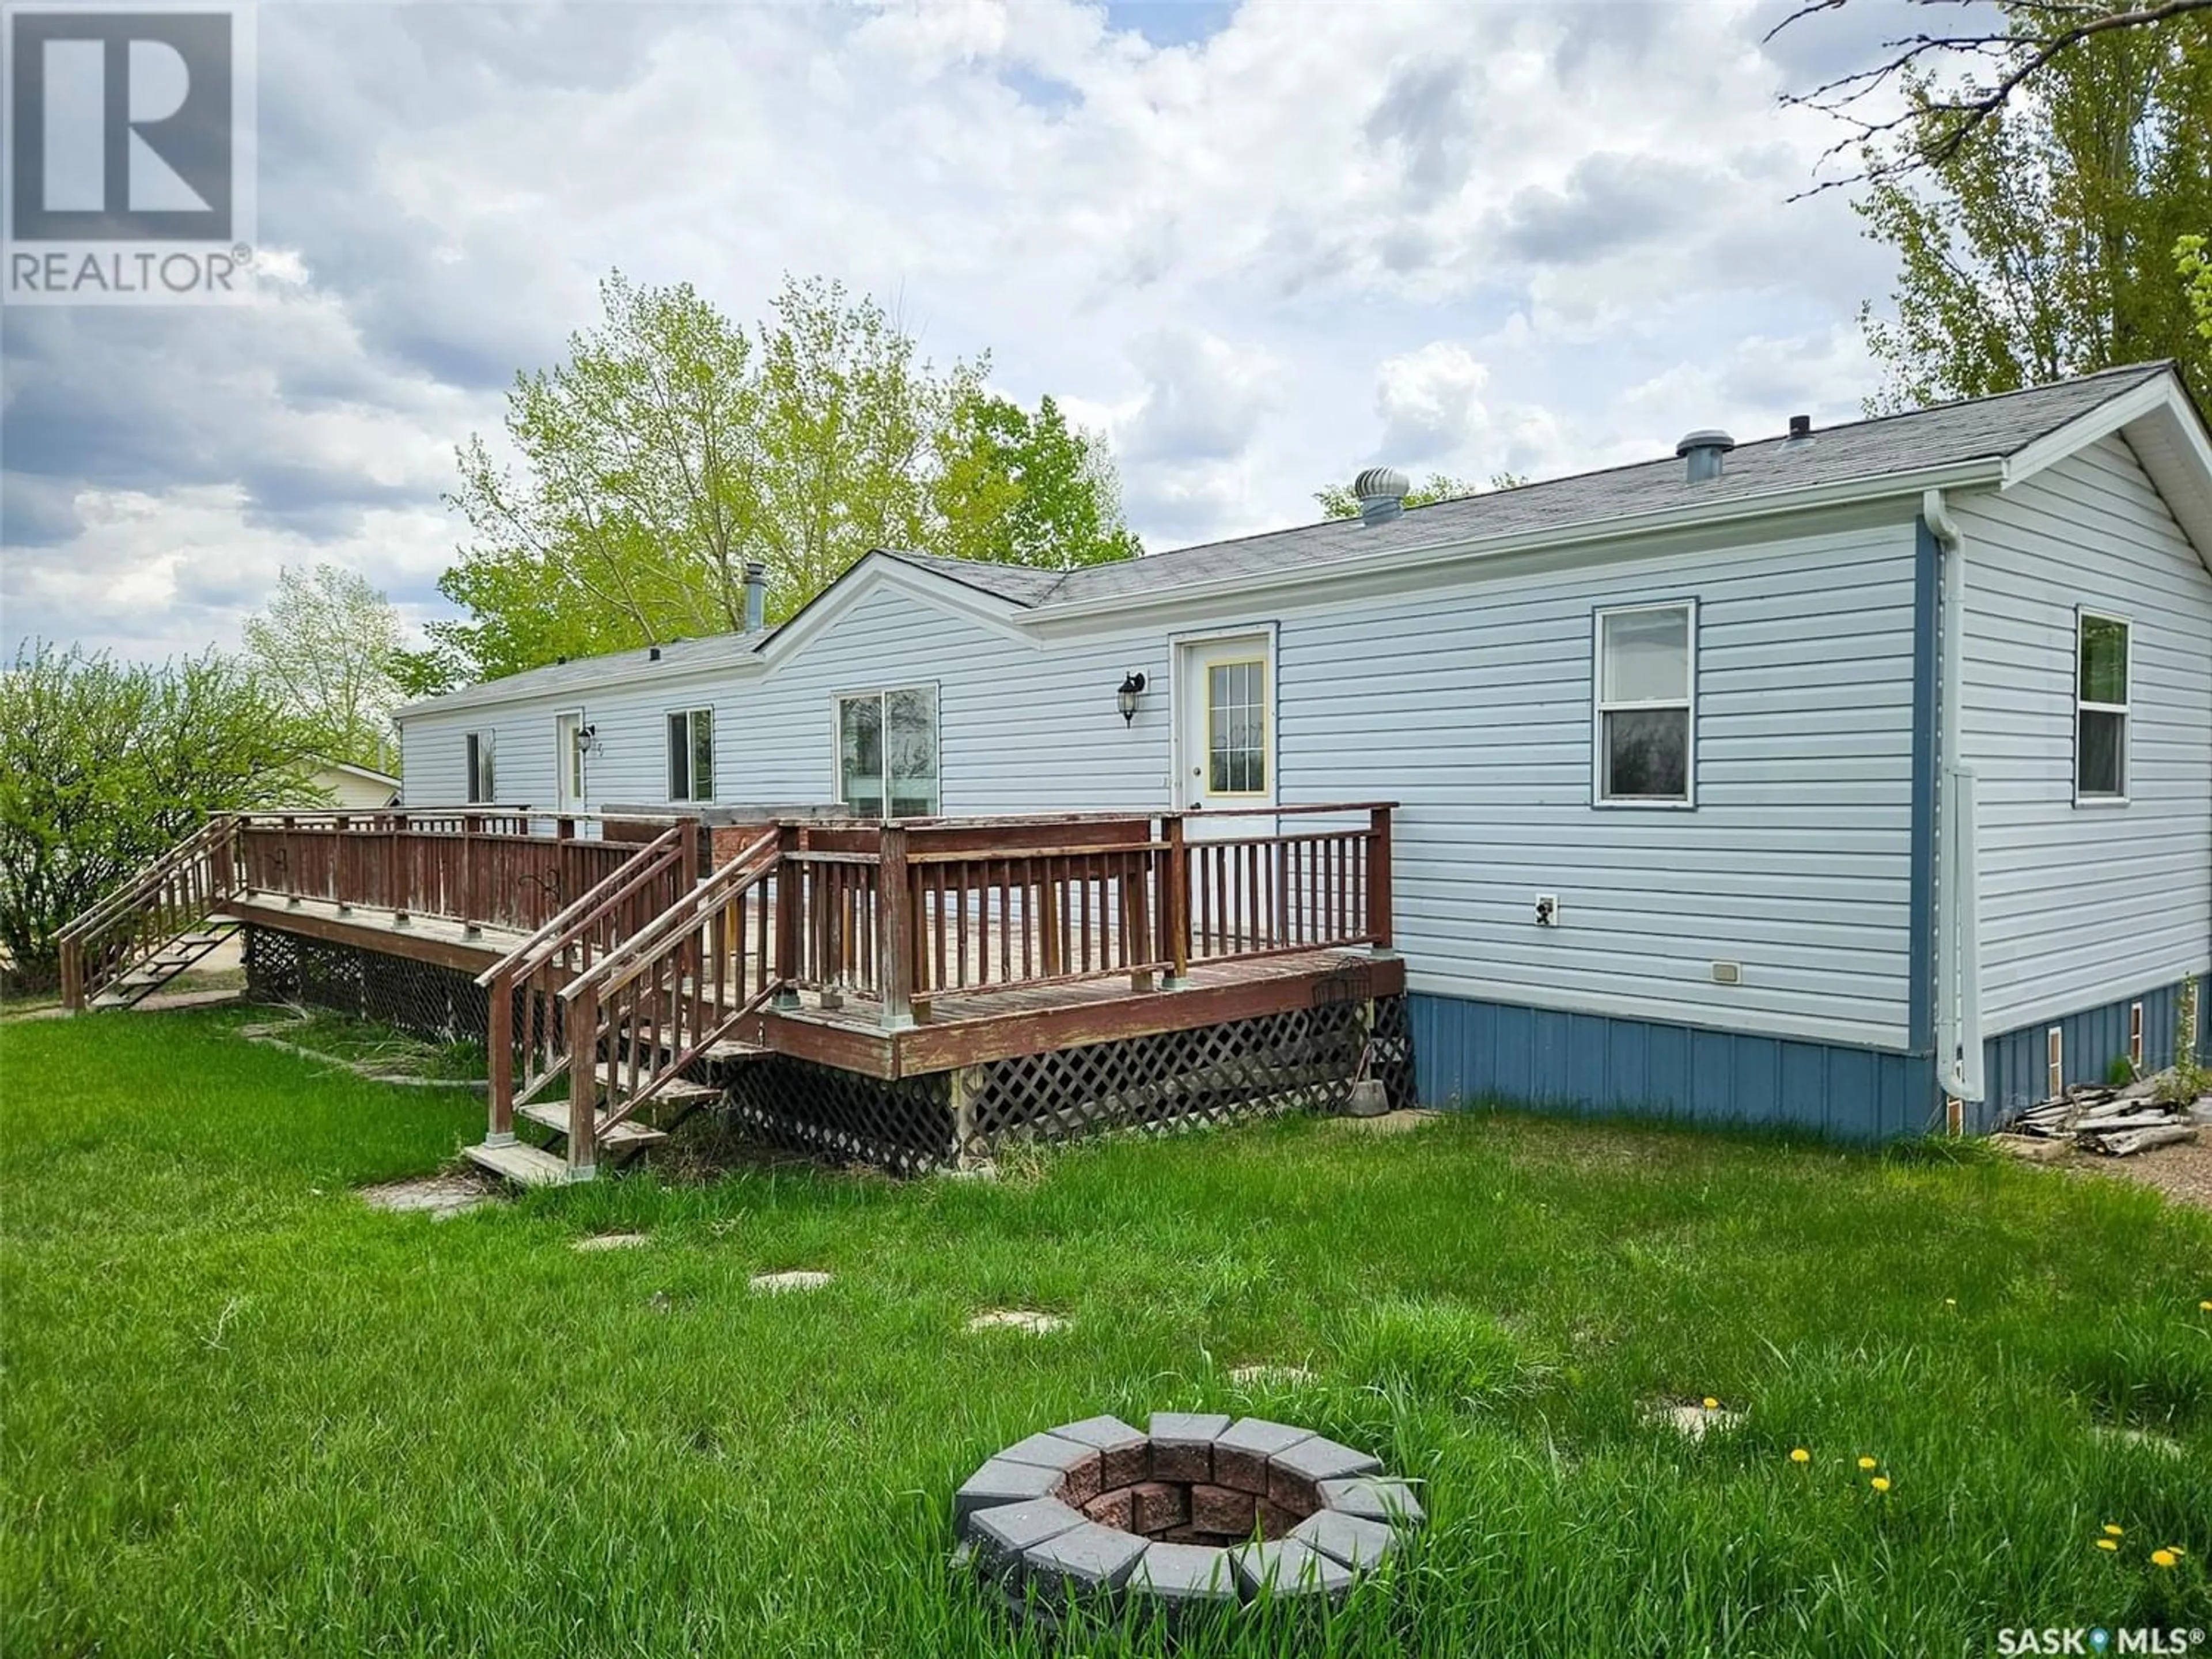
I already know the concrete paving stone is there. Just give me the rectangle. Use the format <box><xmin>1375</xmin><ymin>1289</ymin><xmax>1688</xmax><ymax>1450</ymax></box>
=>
<box><xmin>1047</xmin><ymin>1415</ymin><xmax>1149</xmax><ymax>1487</ymax></box>
<box><xmin>1227</xmin><ymin>1539</ymin><xmax>1356</xmax><ymax>1601</ymax></box>
<box><xmin>967</xmin><ymin>1497</ymin><xmax>1088</xmax><ymax>1569</ymax></box>
<box><xmin>955</xmin><ymin>1457</ymin><xmax>1063</xmax><ymax>1523</ymax></box>
<box><xmin>1130</xmin><ymin>1480</ymin><xmax>1189</xmax><ymax>1534</ymax></box>
<box><xmin>1211</xmin><ymin>1418</ymin><xmax>1315</xmax><ymax>1494</ymax></box>
<box><xmin>1270</xmin><ymin>1434</ymin><xmax>1384</xmax><ymax>1488</ymax></box>
<box><xmin>1127</xmin><ymin>1542</ymin><xmax>1243</xmax><ymax>1606</ymax></box>
<box><xmin>995</xmin><ymin>1430</ymin><xmax>1106</xmax><ymax>1475</ymax></box>
<box><xmin>1287</xmin><ymin>1509</ymin><xmax>1398</xmax><ymax>1568</ymax></box>
<box><xmin>1020</xmin><ymin>1522</ymin><xmax>1150</xmax><ymax>1603</ymax></box>
<box><xmin>749</xmin><ymin>1269</ymin><xmax>832</xmax><ymax>1293</ymax></box>
<box><xmin>1316</xmin><ymin>1476</ymin><xmax>1427</xmax><ymax>1529</ymax></box>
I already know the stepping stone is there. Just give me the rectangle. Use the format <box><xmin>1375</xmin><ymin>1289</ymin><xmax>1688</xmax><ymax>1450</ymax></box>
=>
<box><xmin>2092</xmin><ymin>1424</ymin><xmax>2184</xmax><ymax>1459</ymax></box>
<box><xmin>1229</xmin><ymin>1362</ymin><xmax>1315</xmax><ymax>1387</ymax></box>
<box><xmin>967</xmin><ymin>1308</ymin><xmax>1065</xmax><ymax>1335</ymax></box>
<box><xmin>572</xmin><ymin>1232</ymin><xmax>649</xmax><ymax>1252</ymax></box>
<box><xmin>1652</xmin><ymin>1401</ymin><xmax>1743</xmax><ymax>1440</ymax></box>
<box><xmin>358</xmin><ymin>1174</ymin><xmax>498</xmax><ymax>1221</ymax></box>
<box><xmin>750</xmin><ymin>1270</ymin><xmax>832</xmax><ymax>1294</ymax></box>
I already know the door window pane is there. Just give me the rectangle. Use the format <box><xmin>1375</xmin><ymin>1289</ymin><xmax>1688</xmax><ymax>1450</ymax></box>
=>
<box><xmin>839</xmin><ymin>695</ymin><xmax>885</xmax><ymax>817</ymax></box>
<box><xmin>885</xmin><ymin>688</ymin><xmax>938</xmax><ymax>817</ymax></box>
<box><xmin>1207</xmin><ymin>660</ymin><xmax>1266</xmax><ymax>794</ymax></box>
<box><xmin>691</xmin><ymin>709</ymin><xmax>714</xmax><ymax>802</ymax></box>
<box><xmin>666</xmin><ymin>713</ymin><xmax>691</xmax><ymax>801</ymax></box>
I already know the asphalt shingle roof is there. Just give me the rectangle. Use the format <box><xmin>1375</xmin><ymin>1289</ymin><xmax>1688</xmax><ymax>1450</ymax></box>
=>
<box><xmin>402</xmin><ymin>362</ymin><xmax>2173</xmax><ymax>717</ymax></box>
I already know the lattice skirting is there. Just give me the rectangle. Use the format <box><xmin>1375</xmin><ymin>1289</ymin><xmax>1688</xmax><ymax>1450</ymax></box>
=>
<box><xmin>722</xmin><ymin>995</ymin><xmax>1414</xmax><ymax>1174</ymax></box>
<box><xmin>243</xmin><ymin>926</ymin><xmax>495</xmax><ymax>1044</ymax></box>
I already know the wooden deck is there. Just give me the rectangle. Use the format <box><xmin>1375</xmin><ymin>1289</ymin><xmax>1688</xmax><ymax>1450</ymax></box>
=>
<box><xmin>751</xmin><ymin>947</ymin><xmax>1403</xmax><ymax>1079</ymax></box>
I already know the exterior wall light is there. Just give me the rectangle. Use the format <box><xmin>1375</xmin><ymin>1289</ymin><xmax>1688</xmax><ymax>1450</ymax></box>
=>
<box><xmin>1116</xmin><ymin>672</ymin><xmax>1146</xmax><ymax>726</ymax></box>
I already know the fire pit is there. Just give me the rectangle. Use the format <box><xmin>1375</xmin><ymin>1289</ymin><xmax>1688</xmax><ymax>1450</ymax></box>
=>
<box><xmin>955</xmin><ymin>1413</ymin><xmax>1424</xmax><ymax>1618</ymax></box>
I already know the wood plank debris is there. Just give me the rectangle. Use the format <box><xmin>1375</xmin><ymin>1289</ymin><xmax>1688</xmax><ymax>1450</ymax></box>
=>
<box><xmin>1997</xmin><ymin>1069</ymin><xmax>2206</xmax><ymax>1158</ymax></box>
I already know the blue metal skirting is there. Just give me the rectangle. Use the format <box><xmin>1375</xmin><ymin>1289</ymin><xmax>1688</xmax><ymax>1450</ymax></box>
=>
<box><xmin>1978</xmin><ymin>973</ymin><xmax>2211</xmax><ymax>1129</ymax></box>
<box><xmin>1407</xmin><ymin>993</ymin><xmax>1938</xmax><ymax>1142</ymax></box>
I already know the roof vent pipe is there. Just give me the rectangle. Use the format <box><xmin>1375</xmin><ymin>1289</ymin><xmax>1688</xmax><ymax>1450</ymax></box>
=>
<box><xmin>743</xmin><ymin>561</ymin><xmax>767</xmax><ymax>632</ymax></box>
<box><xmin>1787</xmin><ymin>414</ymin><xmax>1813</xmax><ymax>441</ymax></box>
<box><xmin>648</xmin><ymin>646</ymin><xmax>661</xmax><ymax>661</ymax></box>
<box><xmin>1354</xmin><ymin>465</ymin><xmax>1411</xmax><ymax>527</ymax></box>
<box><xmin>1676</xmin><ymin>429</ymin><xmax>1736</xmax><ymax>483</ymax></box>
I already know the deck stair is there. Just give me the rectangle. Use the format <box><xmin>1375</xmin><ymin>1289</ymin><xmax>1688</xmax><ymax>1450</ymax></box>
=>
<box><xmin>86</xmin><ymin>916</ymin><xmax>241</xmax><ymax>1007</ymax></box>
<box><xmin>468</xmin><ymin>829</ymin><xmax>783</xmax><ymax>1184</ymax></box>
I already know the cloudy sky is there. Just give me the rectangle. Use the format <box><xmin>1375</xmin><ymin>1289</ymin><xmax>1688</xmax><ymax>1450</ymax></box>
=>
<box><xmin>0</xmin><ymin>0</ymin><xmax>1923</xmax><ymax>662</ymax></box>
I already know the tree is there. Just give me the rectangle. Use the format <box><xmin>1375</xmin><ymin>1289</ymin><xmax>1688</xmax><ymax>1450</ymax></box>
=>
<box><xmin>434</xmin><ymin>272</ymin><xmax>1141</xmax><ymax>683</ymax></box>
<box><xmin>1848</xmin><ymin>6</ymin><xmax>2212</xmax><ymax>411</ymax></box>
<box><xmin>0</xmin><ymin>642</ymin><xmax>315</xmax><ymax>991</ymax></box>
<box><xmin>1312</xmin><ymin>471</ymin><xmax>1528</xmax><ymax>519</ymax></box>
<box><xmin>2181</xmin><ymin>233</ymin><xmax>2212</xmax><ymax>342</ymax></box>
<box><xmin>1773</xmin><ymin>0</ymin><xmax>2212</xmax><ymax>188</ymax></box>
<box><xmin>241</xmin><ymin>564</ymin><xmax>406</xmax><ymax>771</ymax></box>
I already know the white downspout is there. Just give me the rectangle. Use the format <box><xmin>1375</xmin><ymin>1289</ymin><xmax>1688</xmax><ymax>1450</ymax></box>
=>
<box><xmin>1922</xmin><ymin>488</ymin><xmax>1984</xmax><ymax>1105</ymax></box>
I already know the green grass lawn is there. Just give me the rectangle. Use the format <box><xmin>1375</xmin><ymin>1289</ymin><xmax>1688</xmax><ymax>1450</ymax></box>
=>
<box><xmin>3</xmin><ymin>1010</ymin><xmax>2209</xmax><ymax>1657</ymax></box>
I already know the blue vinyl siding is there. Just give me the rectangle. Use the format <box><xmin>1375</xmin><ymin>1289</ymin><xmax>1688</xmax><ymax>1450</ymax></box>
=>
<box><xmin>1410</xmin><ymin>990</ymin><xmax>1938</xmax><ymax>1141</ymax></box>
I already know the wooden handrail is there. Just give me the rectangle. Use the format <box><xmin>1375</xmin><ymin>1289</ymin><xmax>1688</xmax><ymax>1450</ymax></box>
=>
<box><xmin>475</xmin><ymin>822</ymin><xmax>691</xmax><ymax>989</ymax></box>
<box><xmin>58</xmin><ymin>816</ymin><xmax>241</xmax><ymax>1010</ymax></box>
<box><xmin>560</xmin><ymin>831</ymin><xmax>778</xmax><ymax>1005</ymax></box>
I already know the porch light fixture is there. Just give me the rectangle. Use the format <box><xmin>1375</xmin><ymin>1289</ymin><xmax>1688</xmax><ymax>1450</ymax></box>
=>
<box><xmin>1116</xmin><ymin>671</ymin><xmax>1146</xmax><ymax>726</ymax></box>
<box><xmin>577</xmin><ymin>725</ymin><xmax>601</xmax><ymax>756</ymax></box>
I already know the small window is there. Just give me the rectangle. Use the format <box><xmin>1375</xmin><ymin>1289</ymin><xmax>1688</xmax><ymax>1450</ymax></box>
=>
<box><xmin>1206</xmin><ymin>660</ymin><xmax>1267</xmax><ymax>794</ymax></box>
<box><xmin>2075</xmin><ymin>611</ymin><xmax>2128</xmax><ymax>802</ymax></box>
<box><xmin>836</xmin><ymin>687</ymin><xmax>938</xmax><ymax>818</ymax></box>
<box><xmin>465</xmin><ymin>732</ymin><xmax>495</xmax><ymax>804</ymax></box>
<box><xmin>667</xmin><ymin>708</ymin><xmax>714</xmax><ymax>802</ymax></box>
<box><xmin>1595</xmin><ymin>603</ymin><xmax>1694</xmax><ymax>805</ymax></box>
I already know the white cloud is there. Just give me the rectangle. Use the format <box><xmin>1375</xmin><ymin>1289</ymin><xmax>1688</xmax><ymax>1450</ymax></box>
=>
<box><xmin>1</xmin><ymin>0</ymin><xmax>1925</xmax><ymax>660</ymax></box>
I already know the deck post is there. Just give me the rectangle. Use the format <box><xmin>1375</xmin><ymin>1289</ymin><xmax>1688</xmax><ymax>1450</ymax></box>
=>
<box><xmin>772</xmin><ymin>824</ymin><xmax>802</xmax><ymax>1009</ymax></box>
<box><xmin>282</xmin><ymin>815</ymin><xmax>301</xmax><ymax>908</ymax></box>
<box><xmin>485</xmin><ymin>970</ymin><xmax>516</xmax><ymax>1146</ymax></box>
<box><xmin>1368</xmin><ymin>805</ymin><xmax>1395</xmax><ymax>957</ymax></box>
<box><xmin>567</xmin><ymin>982</ymin><xmax>599</xmax><ymax>1180</ymax></box>
<box><xmin>460</xmin><ymin>814</ymin><xmax>482</xmax><ymax>938</ymax></box>
<box><xmin>878</xmin><ymin>822</ymin><xmax>915</xmax><ymax>1031</ymax></box>
<box><xmin>334</xmin><ymin>816</ymin><xmax>353</xmax><ymax>914</ymax></box>
<box><xmin>1162</xmin><ymin>813</ymin><xmax>1191</xmax><ymax>989</ymax></box>
<box><xmin>1125</xmin><ymin>848</ymin><xmax>1156</xmax><ymax>994</ymax></box>
<box><xmin>389</xmin><ymin>823</ymin><xmax>409</xmax><ymax>928</ymax></box>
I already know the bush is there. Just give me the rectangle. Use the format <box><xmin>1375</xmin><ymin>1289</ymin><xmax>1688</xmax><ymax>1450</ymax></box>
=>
<box><xmin>0</xmin><ymin>641</ymin><xmax>315</xmax><ymax>991</ymax></box>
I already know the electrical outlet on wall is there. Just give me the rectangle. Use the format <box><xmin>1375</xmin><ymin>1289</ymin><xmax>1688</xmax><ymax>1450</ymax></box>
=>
<box><xmin>1534</xmin><ymin>893</ymin><xmax>1560</xmax><ymax>927</ymax></box>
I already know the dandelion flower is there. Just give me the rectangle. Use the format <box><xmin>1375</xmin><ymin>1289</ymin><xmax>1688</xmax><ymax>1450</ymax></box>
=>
<box><xmin>1944</xmin><ymin>1297</ymin><xmax>1957</xmax><ymax>1306</ymax></box>
<box><xmin>1789</xmin><ymin>1448</ymin><xmax>1810</xmax><ymax>1464</ymax></box>
<box><xmin>1857</xmin><ymin>1456</ymin><xmax>1877</xmax><ymax>1470</ymax></box>
<box><xmin>1702</xmin><ymin>1397</ymin><xmax>1719</xmax><ymax>1410</ymax></box>
<box><xmin>1870</xmin><ymin>1476</ymin><xmax>1891</xmax><ymax>1493</ymax></box>
<box><xmin>2152</xmin><ymin>1550</ymin><xmax>2177</xmax><ymax>1569</ymax></box>
<box><xmin>2097</xmin><ymin>1539</ymin><xmax>2120</xmax><ymax>1552</ymax></box>
<box><xmin>2104</xmin><ymin>1524</ymin><xmax>2125</xmax><ymax>1537</ymax></box>
<box><xmin>2201</xmin><ymin>1300</ymin><xmax>2211</xmax><ymax>1312</ymax></box>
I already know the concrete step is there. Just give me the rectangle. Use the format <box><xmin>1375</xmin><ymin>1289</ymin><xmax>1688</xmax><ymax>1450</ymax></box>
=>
<box><xmin>463</xmin><ymin>1141</ymin><xmax>574</xmax><ymax>1186</ymax></box>
<box><xmin>517</xmin><ymin>1102</ymin><xmax>668</xmax><ymax>1147</ymax></box>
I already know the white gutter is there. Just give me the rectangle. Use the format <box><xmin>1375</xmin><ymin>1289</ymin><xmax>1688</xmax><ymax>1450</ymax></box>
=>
<box><xmin>1922</xmin><ymin>487</ymin><xmax>1984</xmax><ymax>1107</ymax></box>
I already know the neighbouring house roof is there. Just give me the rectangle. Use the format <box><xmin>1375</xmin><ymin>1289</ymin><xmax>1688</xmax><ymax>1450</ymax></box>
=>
<box><xmin>399</xmin><ymin>361</ymin><xmax>2203</xmax><ymax>719</ymax></box>
<box><xmin>310</xmin><ymin>757</ymin><xmax>401</xmax><ymax>787</ymax></box>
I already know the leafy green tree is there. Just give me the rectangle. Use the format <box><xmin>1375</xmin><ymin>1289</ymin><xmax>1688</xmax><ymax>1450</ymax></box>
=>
<box><xmin>241</xmin><ymin>563</ymin><xmax>404</xmax><ymax>771</ymax></box>
<box><xmin>0</xmin><ymin>642</ymin><xmax>314</xmax><ymax>991</ymax></box>
<box><xmin>1851</xmin><ymin>7</ymin><xmax>2212</xmax><ymax>411</ymax></box>
<box><xmin>434</xmin><ymin>272</ymin><xmax>1140</xmax><ymax>682</ymax></box>
<box><xmin>1313</xmin><ymin>471</ymin><xmax>1528</xmax><ymax>519</ymax></box>
<box><xmin>2181</xmin><ymin>233</ymin><xmax>2212</xmax><ymax>342</ymax></box>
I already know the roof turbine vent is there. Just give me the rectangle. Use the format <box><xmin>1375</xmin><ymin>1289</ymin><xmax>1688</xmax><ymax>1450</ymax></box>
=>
<box><xmin>1676</xmin><ymin>429</ymin><xmax>1736</xmax><ymax>484</ymax></box>
<box><xmin>1354</xmin><ymin>464</ymin><xmax>1411</xmax><ymax>527</ymax></box>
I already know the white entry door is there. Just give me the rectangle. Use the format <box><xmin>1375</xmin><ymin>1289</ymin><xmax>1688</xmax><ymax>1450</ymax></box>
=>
<box><xmin>554</xmin><ymin>711</ymin><xmax>586</xmax><ymax>813</ymax></box>
<box><xmin>1176</xmin><ymin>634</ymin><xmax>1275</xmax><ymax>830</ymax></box>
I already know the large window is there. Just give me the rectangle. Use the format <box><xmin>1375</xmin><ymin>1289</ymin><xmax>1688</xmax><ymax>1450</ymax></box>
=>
<box><xmin>465</xmin><ymin>732</ymin><xmax>495</xmax><ymax>804</ymax></box>
<box><xmin>1207</xmin><ymin>658</ymin><xmax>1268</xmax><ymax>795</ymax></box>
<box><xmin>1594</xmin><ymin>602</ymin><xmax>1695</xmax><ymax>805</ymax></box>
<box><xmin>2075</xmin><ymin>611</ymin><xmax>2130</xmax><ymax>802</ymax></box>
<box><xmin>837</xmin><ymin>687</ymin><xmax>938</xmax><ymax>818</ymax></box>
<box><xmin>667</xmin><ymin>707</ymin><xmax>715</xmax><ymax>802</ymax></box>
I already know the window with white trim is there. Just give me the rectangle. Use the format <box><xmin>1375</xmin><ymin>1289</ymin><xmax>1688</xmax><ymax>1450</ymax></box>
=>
<box><xmin>837</xmin><ymin>687</ymin><xmax>938</xmax><ymax>818</ymax></box>
<box><xmin>1594</xmin><ymin>602</ymin><xmax>1695</xmax><ymax>805</ymax></box>
<box><xmin>2075</xmin><ymin>611</ymin><xmax>2128</xmax><ymax>802</ymax></box>
<box><xmin>465</xmin><ymin>732</ymin><xmax>495</xmax><ymax>804</ymax></box>
<box><xmin>667</xmin><ymin>707</ymin><xmax>715</xmax><ymax>802</ymax></box>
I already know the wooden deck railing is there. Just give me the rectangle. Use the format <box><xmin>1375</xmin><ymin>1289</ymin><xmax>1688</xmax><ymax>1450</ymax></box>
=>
<box><xmin>231</xmin><ymin>810</ymin><xmax>664</xmax><ymax>937</ymax></box>
<box><xmin>768</xmin><ymin>802</ymin><xmax>1394</xmax><ymax>1027</ymax></box>
<box><xmin>57</xmin><ymin>817</ymin><xmax>241</xmax><ymax>1009</ymax></box>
